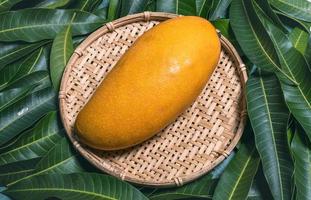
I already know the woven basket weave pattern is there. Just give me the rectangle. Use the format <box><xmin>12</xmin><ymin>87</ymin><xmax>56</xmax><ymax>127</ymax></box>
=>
<box><xmin>59</xmin><ymin>12</ymin><xmax>246</xmax><ymax>187</ymax></box>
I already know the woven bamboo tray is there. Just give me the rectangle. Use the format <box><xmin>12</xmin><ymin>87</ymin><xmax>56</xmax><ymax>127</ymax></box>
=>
<box><xmin>59</xmin><ymin>12</ymin><xmax>247</xmax><ymax>187</ymax></box>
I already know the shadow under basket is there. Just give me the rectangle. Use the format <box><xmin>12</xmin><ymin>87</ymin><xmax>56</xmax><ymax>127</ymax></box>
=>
<box><xmin>59</xmin><ymin>12</ymin><xmax>248</xmax><ymax>187</ymax></box>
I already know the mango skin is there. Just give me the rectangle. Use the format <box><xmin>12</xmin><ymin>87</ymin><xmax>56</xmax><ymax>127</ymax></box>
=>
<box><xmin>75</xmin><ymin>16</ymin><xmax>221</xmax><ymax>150</ymax></box>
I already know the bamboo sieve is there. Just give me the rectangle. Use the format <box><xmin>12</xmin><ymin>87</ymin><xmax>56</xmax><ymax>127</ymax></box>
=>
<box><xmin>59</xmin><ymin>12</ymin><xmax>247</xmax><ymax>187</ymax></box>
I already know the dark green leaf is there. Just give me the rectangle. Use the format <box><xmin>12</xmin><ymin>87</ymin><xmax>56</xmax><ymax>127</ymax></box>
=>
<box><xmin>6</xmin><ymin>137</ymin><xmax>85</xmax><ymax>186</ymax></box>
<box><xmin>0</xmin><ymin>0</ymin><xmax>23</xmax><ymax>12</ymax></box>
<box><xmin>108</xmin><ymin>0</ymin><xmax>120</xmax><ymax>21</ymax></box>
<box><xmin>4</xmin><ymin>71</ymin><xmax>51</xmax><ymax>92</ymax></box>
<box><xmin>269</xmin><ymin>0</ymin><xmax>311</xmax><ymax>22</ymax></box>
<box><xmin>291</xmin><ymin>126</ymin><xmax>311</xmax><ymax>200</ymax></box>
<box><xmin>247</xmin><ymin>71</ymin><xmax>293</xmax><ymax>200</ymax></box>
<box><xmin>50</xmin><ymin>25</ymin><xmax>73</xmax><ymax>90</ymax></box>
<box><xmin>0</xmin><ymin>9</ymin><xmax>105</xmax><ymax>42</ymax></box>
<box><xmin>289</xmin><ymin>27</ymin><xmax>309</xmax><ymax>54</ymax></box>
<box><xmin>0</xmin><ymin>87</ymin><xmax>57</xmax><ymax>146</ymax></box>
<box><xmin>196</xmin><ymin>0</ymin><xmax>212</xmax><ymax>18</ymax></box>
<box><xmin>156</xmin><ymin>0</ymin><xmax>197</xmax><ymax>15</ymax></box>
<box><xmin>275</xmin><ymin>10</ymin><xmax>311</xmax><ymax>34</ymax></box>
<box><xmin>120</xmin><ymin>0</ymin><xmax>148</xmax><ymax>16</ymax></box>
<box><xmin>69</xmin><ymin>0</ymin><xmax>102</xmax><ymax>11</ymax></box>
<box><xmin>209</xmin><ymin>0</ymin><xmax>232</xmax><ymax>20</ymax></box>
<box><xmin>0</xmin><ymin>158</ymin><xmax>40</xmax><ymax>186</ymax></box>
<box><xmin>229</xmin><ymin>0</ymin><xmax>296</xmax><ymax>84</ymax></box>
<box><xmin>5</xmin><ymin>172</ymin><xmax>148</xmax><ymax>200</ymax></box>
<box><xmin>255</xmin><ymin>5</ymin><xmax>311</xmax><ymax>140</ymax></box>
<box><xmin>0</xmin><ymin>111</ymin><xmax>63</xmax><ymax>166</ymax></box>
<box><xmin>254</xmin><ymin>0</ymin><xmax>286</xmax><ymax>32</ymax></box>
<box><xmin>212</xmin><ymin>19</ymin><xmax>230</xmax><ymax>38</ymax></box>
<box><xmin>35</xmin><ymin>0</ymin><xmax>72</xmax><ymax>8</ymax></box>
<box><xmin>0</xmin><ymin>41</ymin><xmax>48</xmax><ymax>68</ymax></box>
<box><xmin>0</xmin><ymin>85</ymin><xmax>37</xmax><ymax>112</ymax></box>
<box><xmin>213</xmin><ymin>143</ymin><xmax>260</xmax><ymax>200</ymax></box>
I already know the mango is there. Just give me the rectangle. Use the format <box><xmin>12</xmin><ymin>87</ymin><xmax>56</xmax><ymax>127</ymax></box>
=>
<box><xmin>75</xmin><ymin>16</ymin><xmax>221</xmax><ymax>150</ymax></box>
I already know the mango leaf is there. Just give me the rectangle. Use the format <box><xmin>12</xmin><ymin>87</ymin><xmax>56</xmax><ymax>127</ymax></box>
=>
<box><xmin>156</xmin><ymin>0</ymin><xmax>197</xmax><ymax>15</ymax></box>
<box><xmin>0</xmin><ymin>9</ymin><xmax>105</xmax><ymax>42</ymax></box>
<box><xmin>50</xmin><ymin>25</ymin><xmax>73</xmax><ymax>90</ymax></box>
<box><xmin>291</xmin><ymin>126</ymin><xmax>311</xmax><ymax>200</ymax></box>
<box><xmin>275</xmin><ymin>10</ymin><xmax>311</xmax><ymax>34</ymax></box>
<box><xmin>247</xmin><ymin>71</ymin><xmax>293</xmax><ymax>200</ymax></box>
<box><xmin>196</xmin><ymin>0</ymin><xmax>212</xmax><ymax>18</ymax></box>
<box><xmin>0</xmin><ymin>87</ymin><xmax>57</xmax><ymax>146</ymax></box>
<box><xmin>0</xmin><ymin>192</ymin><xmax>11</xmax><ymax>200</ymax></box>
<box><xmin>212</xmin><ymin>19</ymin><xmax>230</xmax><ymax>38</ymax></box>
<box><xmin>120</xmin><ymin>0</ymin><xmax>149</xmax><ymax>16</ymax></box>
<box><xmin>229</xmin><ymin>0</ymin><xmax>296</xmax><ymax>84</ymax></box>
<box><xmin>107</xmin><ymin>0</ymin><xmax>120</xmax><ymax>21</ymax></box>
<box><xmin>0</xmin><ymin>0</ymin><xmax>23</xmax><ymax>12</ymax></box>
<box><xmin>254</xmin><ymin>0</ymin><xmax>286</xmax><ymax>32</ymax></box>
<box><xmin>0</xmin><ymin>158</ymin><xmax>40</xmax><ymax>186</ymax></box>
<box><xmin>255</xmin><ymin>5</ymin><xmax>311</xmax><ymax>141</ymax></box>
<box><xmin>69</xmin><ymin>0</ymin><xmax>102</xmax><ymax>11</ymax></box>
<box><xmin>0</xmin><ymin>85</ymin><xmax>37</xmax><ymax>112</ymax></box>
<box><xmin>0</xmin><ymin>41</ymin><xmax>48</xmax><ymax>68</ymax></box>
<box><xmin>4</xmin><ymin>71</ymin><xmax>51</xmax><ymax>92</ymax></box>
<box><xmin>247</xmin><ymin>167</ymin><xmax>274</xmax><ymax>200</ymax></box>
<box><xmin>0</xmin><ymin>48</ymin><xmax>49</xmax><ymax>91</ymax></box>
<box><xmin>0</xmin><ymin>111</ymin><xmax>63</xmax><ymax>166</ymax></box>
<box><xmin>289</xmin><ymin>27</ymin><xmax>309</xmax><ymax>54</ymax></box>
<box><xmin>213</xmin><ymin>143</ymin><xmax>260</xmax><ymax>200</ymax></box>
<box><xmin>149</xmin><ymin>152</ymin><xmax>235</xmax><ymax>200</ymax></box>
<box><xmin>6</xmin><ymin>137</ymin><xmax>91</xmax><ymax>187</ymax></box>
<box><xmin>35</xmin><ymin>0</ymin><xmax>72</xmax><ymax>8</ymax></box>
<box><xmin>269</xmin><ymin>0</ymin><xmax>311</xmax><ymax>22</ymax></box>
<box><xmin>4</xmin><ymin>172</ymin><xmax>148</xmax><ymax>200</ymax></box>
<box><xmin>209</xmin><ymin>0</ymin><xmax>232</xmax><ymax>20</ymax></box>
<box><xmin>306</xmin><ymin>37</ymin><xmax>311</xmax><ymax>64</ymax></box>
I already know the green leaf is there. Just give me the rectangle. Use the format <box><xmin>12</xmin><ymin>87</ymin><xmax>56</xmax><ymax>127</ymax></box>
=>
<box><xmin>229</xmin><ymin>0</ymin><xmax>296</xmax><ymax>84</ymax></box>
<box><xmin>120</xmin><ymin>0</ymin><xmax>149</xmax><ymax>16</ymax></box>
<box><xmin>213</xmin><ymin>143</ymin><xmax>260</xmax><ymax>200</ymax></box>
<box><xmin>107</xmin><ymin>0</ymin><xmax>120</xmax><ymax>21</ymax></box>
<box><xmin>156</xmin><ymin>0</ymin><xmax>197</xmax><ymax>15</ymax></box>
<box><xmin>69</xmin><ymin>0</ymin><xmax>102</xmax><ymax>11</ymax></box>
<box><xmin>0</xmin><ymin>0</ymin><xmax>23</xmax><ymax>12</ymax></box>
<box><xmin>0</xmin><ymin>41</ymin><xmax>48</xmax><ymax>68</ymax></box>
<box><xmin>0</xmin><ymin>85</ymin><xmax>37</xmax><ymax>112</ymax></box>
<box><xmin>289</xmin><ymin>27</ymin><xmax>309</xmax><ymax>54</ymax></box>
<box><xmin>275</xmin><ymin>10</ymin><xmax>311</xmax><ymax>34</ymax></box>
<box><xmin>4</xmin><ymin>172</ymin><xmax>148</xmax><ymax>200</ymax></box>
<box><xmin>0</xmin><ymin>47</ymin><xmax>49</xmax><ymax>90</ymax></box>
<box><xmin>254</xmin><ymin>0</ymin><xmax>286</xmax><ymax>32</ymax></box>
<box><xmin>269</xmin><ymin>0</ymin><xmax>311</xmax><ymax>22</ymax></box>
<box><xmin>247</xmin><ymin>167</ymin><xmax>274</xmax><ymax>200</ymax></box>
<box><xmin>255</xmin><ymin>5</ymin><xmax>311</xmax><ymax>140</ymax></box>
<box><xmin>0</xmin><ymin>87</ymin><xmax>57</xmax><ymax>146</ymax></box>
<box><xmin>6</xmin><ymin>137</ymin><xmax>85</xmax><ymax>186</ymax></box>
<box><xmin>149</xmin><ymin>152</ymin><xmax>235</xmax><ymax>200</ymax></box>
<box><xmin>291</xmin><ymin>126</ymin><xmax>311</xmax><ymax>200</ymax></box>
<box><xmin>4</xmin><ymin>71</ymin><xmax>51</xmax><ymax>92</ymax></box>
<box><xmin>0</xmin><ymin>111</ymin><xmax>63</xmax><ymax>166</ymax></box>
<box><xmin>209</xmin><ymin>0</ymin><xmax>232</xmax><ymax>20</ymax></box>
<box><xmin>196</xmin><ymin>0</ymin><xmax>212</xmax><ymax>18</ymax></box>
<box><xmin>35</xmin><ymin>0</ymin><xmax>72</xmax><ymax>9</ymax></box>
<box><xmin>212</xmin><ymin>19</ymin><xmax>230</xmax><ymax>38</ymax></box>
<box><xmin>0</xmin><ymin>158</ymin><xmax>40</xmax><ymax>186</ymax></box>
<box><xmin>50</xmin><ymin>25</ymin><xmax>73</xmax><ymax>90</ymax></box>
<box><xmin>0</xmin><ymin>9</ymin><xmax>105</xmax><ymax>42</ymax></box>
<box><xmin>247</xmin><ymin>71</ymin><xmax>293</xmax><ymax>200</ymax></box>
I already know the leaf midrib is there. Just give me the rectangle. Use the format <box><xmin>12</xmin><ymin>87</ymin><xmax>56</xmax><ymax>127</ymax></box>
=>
<box><xmin>259</xmin><ymin>77</ymin><xmax>284</xmax><ymax>200</ymax></box>
<box><xmin>227</xmin><ymin>147</ymin><xmax>256</xmax><ymax>199</ymax></box>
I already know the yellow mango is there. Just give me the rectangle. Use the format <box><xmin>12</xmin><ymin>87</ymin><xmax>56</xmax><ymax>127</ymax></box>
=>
<box><xmin>75</xmin><ymin>16</ymin><xmax>221</xmax><ymax>150</ymax></box>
